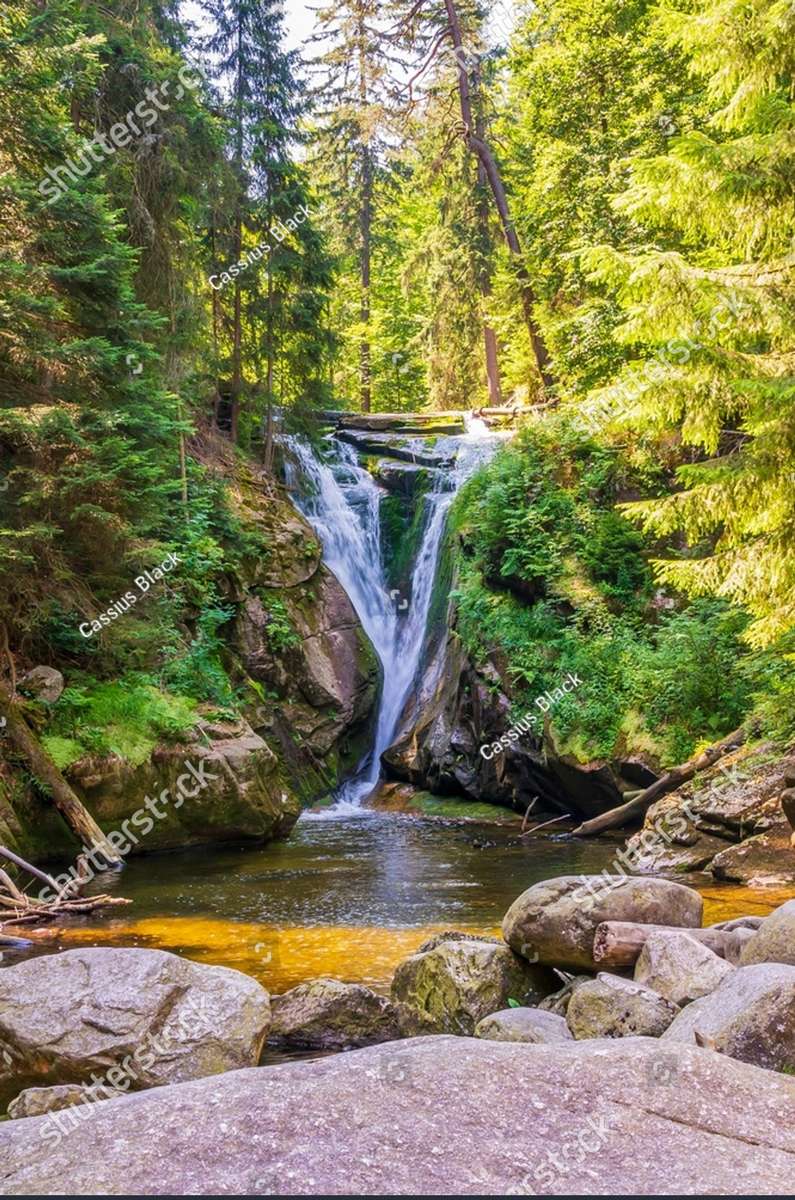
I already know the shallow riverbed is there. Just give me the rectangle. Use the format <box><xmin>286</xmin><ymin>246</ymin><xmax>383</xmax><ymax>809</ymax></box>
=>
<box><xmin>17</xmin><ymin>810</ymin><xmax>794</xmax><ymax>994</ymax></box>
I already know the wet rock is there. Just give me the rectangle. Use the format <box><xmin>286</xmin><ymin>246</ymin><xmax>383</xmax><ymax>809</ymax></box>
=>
<box><xmin>710</xmin><ymin>828</ymin><xmax>795</xmax><ymax>885</ymax></box>
<box><xmin>270</xmin><ymin>980</ymin><xmax>401</xmax><ymax>1050</ymax></box>
<box><xmin>739</xmin><ymin>899</ymin><xmax>795</xmax><ymax>966</ymax></box>
<box><xmin>474</xmin><ymin>1007</ymin><xmax>573</xmax><ymax>1043</ymax></box>
<box><xmin>66</xmin><ymin>721</ymin><xmax>302</xmax><ymax>855</ymax></box>
<box><xmin>502</xmin><ymin>874</ymin><xmax>703</xmax><ymax>971</ymax></box>
<box><xmin>566</xmin><ymin>974</ymin><xmax>680</xmax><ymax>1039</ymax></box>
<box><xmin>662</xmin><ymin>963</ymin><xmax>795</xmax><ymax>1072</ymax></box>
<box><xmin>3</xmin><ymin>1037</ymin><xmax>795</xmax><ymax>1194</ymax></box>
<box><xmin>0</xmin><ymin>948</ymin><xmax>270</xmax><ymax>1109</ymax></box>
<box><xmin>624</xmin><ymin>748</ymin><xmax>795</xmax><ymax>882</ymax></box>
<box><xmin>634</xmin><ymin>932</ymin><xmax>734</xmax><ymax>1005</ymax></box>
<box><xmin>7</xmin><ymin>1083</ymin><xmax>122</xmax><ymax>1120</ymax></box>
<box><xmin>372</xmin><ymin>461</ymin><xmax>439</xmax><ymax>497</ymax></box>
<box><xmin>337</xmin><ymin>429</ymin><xmax>455</xmax><ymax>468</ymax></box>
<box><xmin>18</xmin><ymin>666</ymin><xmax>64</xmax><ymax>703</ymax></box>
<box><xmin>391</xmin><ymin>938</ymin><xmax>555</xmax><ymax>1035</ymax></box>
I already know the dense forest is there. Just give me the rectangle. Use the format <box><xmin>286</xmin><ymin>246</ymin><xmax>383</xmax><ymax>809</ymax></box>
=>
<box><xmin>2</xmin><ymin>1</ymin><xmax>795</xmax><ymax>1193</ymax></box>
<box><xmin>1</xmin><ymin>0</ymin><xmax>793</xmax><ymax>769</ymax></box>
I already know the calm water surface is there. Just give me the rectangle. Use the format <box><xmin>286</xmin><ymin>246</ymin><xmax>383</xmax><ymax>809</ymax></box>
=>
<box><xmin>21</xmin><ymin>810</ymin><xmax>791</xmax><ymax>994</ymax></box>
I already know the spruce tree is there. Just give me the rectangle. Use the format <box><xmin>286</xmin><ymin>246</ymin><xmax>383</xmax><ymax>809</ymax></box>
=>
<box><xmin>581</xmin><ymin>0</ymin><xmax>795</xmax><ymax>646</ymax></box>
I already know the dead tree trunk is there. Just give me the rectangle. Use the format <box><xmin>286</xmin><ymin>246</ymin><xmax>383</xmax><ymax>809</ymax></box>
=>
<box><xmin>0</xmin><ymin>683</ymin><xmax>122</xmax><ymax>867</ymax></box>
<box><xmin>593</xmin><ymin>921</ymin><xmax>746</xmax><ymax>967</ymax></box>
<box><xmin>442</xmin><ymin>0</ymin><xmax>552</xmax><ymax>393</ymax></box>
<box><xmin>572</xmin><ymin>725</ymin><xmax>749</xmax><ymax>837</ymax></box>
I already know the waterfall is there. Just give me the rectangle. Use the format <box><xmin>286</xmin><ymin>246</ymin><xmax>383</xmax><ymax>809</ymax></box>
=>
<box><xmin>283</xmin><ymin>417</ymin><xmax>504</xmax><ymax>816</ymax></box>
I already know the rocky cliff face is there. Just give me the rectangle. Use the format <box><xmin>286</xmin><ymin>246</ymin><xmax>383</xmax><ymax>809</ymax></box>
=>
<box><xmin>382</xmin><ymin>608</ymin><xmax>654</xmax><ymax>820</ymax></box>
<box><xmin>0</xmin><ymin>476</ymin><xmax>380</xmax><ymax>863</ymax></box>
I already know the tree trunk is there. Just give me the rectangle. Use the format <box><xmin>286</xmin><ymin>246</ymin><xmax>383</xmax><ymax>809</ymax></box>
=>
<box><xmin>0</xmin><ymin>685</ymin><xmax>122</xmax><ymax>867</ymax></box>
<box><xmin>442</xmin><ymin>0</ymin><xmax>552</xmax><ymax>393</ymax></box>
<box><xmin>229</xmin><ymin>17</ymin><xmax>245</xmax><ymax>444</ymax></box>
<box><xmin>572</xmin><ymin>725</ymin><xmax>749</xmax><ymax>837</ymax></box>
<box><xmin>593</xmin><ymin>921</ymin><xmax>745</xmax><ymax>968</ymax></box>
<box><xmin>473</xmin><ymin>68</ymin><xmax>503</xmax><ymax>406</ymax></box>
<box><xmin>358</xmin><ymin>19</ymin><xmax>372</xmax><ymax>414</ymax></box>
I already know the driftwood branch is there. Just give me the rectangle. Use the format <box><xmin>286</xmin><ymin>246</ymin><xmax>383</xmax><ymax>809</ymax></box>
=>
<box><xmin>571</xmin><ymin>725</ymin><xmax>749</xmax><ymax>837</ymax></box>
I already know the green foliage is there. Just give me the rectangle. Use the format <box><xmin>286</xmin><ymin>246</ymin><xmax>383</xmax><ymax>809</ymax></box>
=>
<box><xmin>263</xmin><ymin>595</ymin><xmax>300</xmax><ymax>651</ymax></box>
<box><xmin>452</xmin><ymin>421</ymin><xmax>756</xmax><ymax>764</ymax></box>
<box><xmin>43</xmin><ymin>677</ymin><xmax>198</xmax><ymax>767</ymax></box>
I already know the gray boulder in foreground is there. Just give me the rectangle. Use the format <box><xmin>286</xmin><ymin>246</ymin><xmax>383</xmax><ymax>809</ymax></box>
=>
<box><xmin>474</xmin><ymin>1006</ymin><xmax>573</xmax><ymax>1043</ymax></box>
<box><xmin>634</xmin><ymin>931</ymin><xmax>735</xmax><ymax>1005</ymax></box>
<box><xmin>0</xmin><ymin>947</ymin><xmax>270</xmax><ymax>1107</ymax></box>
<box><xmin>739</xmin><ymin>898</ymin><xmax>795</xmax><ymax>966</ymax></box>
<box><xmin>567</xmin><ymin>973</ymin><xmax>680</xmax><ymax>1039</ymax></box>
<box><xmin>1</xmin><ymin>1037</ymin><xmax>794</xmax><ymax>1195</ymax></box>
<box><xmin>662</xmin><ymin>962</ymin><xmax>795</xmax><ymax>1071</ymax></box>
<box><xmin>269</xmin><ymin>979</ymin><xmax>400</xmax><ymax>1049</ymax></box>
<box><xmin>502</xmin><ymin>875</ymin><xmax>703</xmax><ymax>971</ymax></box>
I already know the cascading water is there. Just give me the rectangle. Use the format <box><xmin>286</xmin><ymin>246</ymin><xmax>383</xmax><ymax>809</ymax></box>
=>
<box><xmin>283</xmin><ymin>416</ymin><xmax>503</xmax><ymax>816</ymax></box>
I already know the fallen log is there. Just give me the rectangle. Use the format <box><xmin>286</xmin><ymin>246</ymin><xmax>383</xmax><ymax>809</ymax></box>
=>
<box><xmin>593</xmin><ymin>920</ymin><xmax>747</xmax><ymax>968</ymax></box>
<box><xmin>0</xmin><ymin>681</ymin><xmax>122</xmax><ymax>867</ymax></box>
<box><xmin>571</xmin><ymin>724</ymin><xmax>749</xmax><ymax>837</ymax></box>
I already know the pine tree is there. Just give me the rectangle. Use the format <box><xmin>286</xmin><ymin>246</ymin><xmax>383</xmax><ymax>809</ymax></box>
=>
<box><xmin>201</xmin><ymin>0</ymin><xmax>332</xmax><ymax>444</ymax></box>
<box><xmin>307</xmin><ymin>0</ymin><xmax>400</xmax><ymax>412</ymax></box>
<box><xmin>581</xmin><ymin>0</ymin><xmax>795</xmax><ymax>646</ymax></box>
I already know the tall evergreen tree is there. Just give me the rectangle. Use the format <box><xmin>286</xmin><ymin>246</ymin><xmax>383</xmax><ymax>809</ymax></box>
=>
<box><xmin>582</xmin><ymin>0</ymin><xmax>795</xmax><ymax>646</ymax></box>
<box><xmin>201</xmin><ymin>0</ymin><xmax>332</xmax><ymax>444</ymax></box>
<box><xmin>308</xmin><ymin>0</ymin><xmax>400</xmax><ymax>411</ymax></box>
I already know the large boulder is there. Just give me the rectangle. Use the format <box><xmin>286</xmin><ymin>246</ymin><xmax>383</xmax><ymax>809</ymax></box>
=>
<box><xmin>635</xmin><ymin>932</ymin><xmax>735</xmax><ymax>1005</ymax></box>
<box><xmin>2</xmin><ymin>1038</ymin><xmax>794</xmax><ymax>1194</ymax></box>
<box><xmin>391</xmin><ymin>937</ymin><xmax>555</xmax><ymax>1035</ymax></box>
<box><xmin>739</xmin><ymin>899</ymin><xmax>795</xmax><ymax>966</ymax></box>
<box><xmin>662</xmin><ymin>963</ymin><xmax>795</xmax><ymax>1071</ymax></box>
<box><xmin>474</xmin><ymin>1007</ymin><xmax>573</xmax><ymax>1044</ymax></box>
<box><xmin>566</xmin><ymin>974</ymin><xmax>680</xmax><ymax>1040</ymax></box>
<box><xmin>0</xmin><ymin>948</ymin><xmax>270</xmax><ymax>1109</ymax></box>
<box><xmin>270</xmin><ymin>979</ymin><xmax>401</xmax><ymax>1050</ymax></box>
<box><xmin>502</xmin><ymin>875</ymin><xmax>703</xmax><ymax>971</ymax></box>
<box><xmin>624</xmin><ymin>749</ymin><xmax>795</xmax><ymax>884</ymax></box>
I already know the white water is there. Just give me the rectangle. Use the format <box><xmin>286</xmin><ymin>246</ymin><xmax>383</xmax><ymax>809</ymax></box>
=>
<box><xmin>283</xmin><ymin>416</ymin><xmax>503</xmax><ymax>816</ymax></box>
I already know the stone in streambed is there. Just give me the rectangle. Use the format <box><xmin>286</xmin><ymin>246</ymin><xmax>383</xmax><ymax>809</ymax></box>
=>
<box><xmin>739</xmin><ymin>898</ymin><xmax>795</xmax><ymax>966</ymax></box>
<box><xmin>0</xmin><ymin>947</ymin><xmax>270</xmax><ymax>1109</ymax></box>
<box><xmin>502</xmin><ymin>874</ymin><xmax>703</xmax><ymax>971</ymax></box>
<box><xmin>7</xmin><ymin>1083</ymin><xmax>123</xmax><ymax>1120</ymax></box>
<box><xmin>662</xmin><ymin>962</ymin><xmax>795</xmax><ymax>1072</ymax></box>
<box><xmin>269</xmin><ymin>979</ymin><xmax>401</xmax><ymax>1050</ymax></box>
<box><xmin>474</xmin><ymin>1007</ymin><xmax>573</xmax><ymax>1043</ymax></box>
<box><xmin>566</xmin><ymin>973</ymin><xmax>680</xmax><ymax>1039</ymax></box>
<box><xmin>634</xmin><ymin>932</ymin><xmax>735</xmax><ymax>1006</ymax></box>
<box><xmin>391</xmin><ymin>938</ymin><xmax>556</xmax><ymax>1036</ymax></box>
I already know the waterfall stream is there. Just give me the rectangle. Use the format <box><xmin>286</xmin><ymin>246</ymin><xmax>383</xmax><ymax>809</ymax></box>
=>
<box><xmin>284</xmin><ymin>418</ymin><xmax>503</xmax><ymax>815</ymax></box>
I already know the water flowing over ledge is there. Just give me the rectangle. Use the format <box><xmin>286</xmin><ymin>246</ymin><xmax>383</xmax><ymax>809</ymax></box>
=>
<box><xmin>283</xmin><ymin>417</ymin><xmax>504</xmax><ymax>816</ymax></box>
